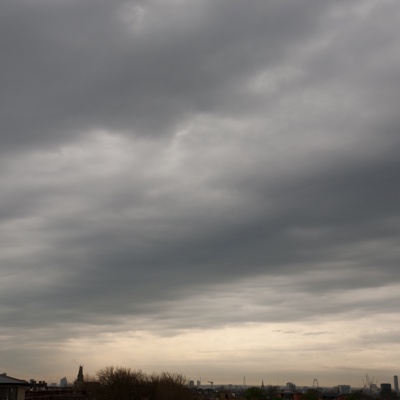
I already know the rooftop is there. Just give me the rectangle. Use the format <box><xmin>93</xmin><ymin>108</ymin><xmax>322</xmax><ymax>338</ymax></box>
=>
<box><xmin>0</xmin><ymin>373</ymin><xmax>29</xmax><ymax>386</ymax></box>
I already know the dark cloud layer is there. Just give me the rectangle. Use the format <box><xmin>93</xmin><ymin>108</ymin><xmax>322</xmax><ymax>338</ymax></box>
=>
<box><xmin>1</xmin><ymin>0</ymin><xmax>400</xmax><ymax>383</ymax></box>
<box><xmin>1</xmin><ymin>0</ymin><xmax>331</xmax><ymax>150</ymax></box>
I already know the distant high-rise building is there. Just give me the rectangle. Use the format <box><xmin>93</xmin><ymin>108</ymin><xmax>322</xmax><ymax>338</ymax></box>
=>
<box><xmin>60</xmin><ymin>377</ymin><xmax>67</xmax><ymax>387</ymax></box>
<box><xmin>286</xmin><ymin>382</ymin><xmax>296</xmax><ymax>392</ymax></box>
<box><xmin>381</xmin><ymin>383</ymin><xmax>392</xmax><ymax>393</ymax></box>
<box><xmin>338</xmin><ymin>385</ymin><xmax>351</xmax><ymax>394</ymax></box>
<box><xmin>394</xmin><ymin>376</ymin><xmax>399</xmax><ymax>394</ymax></box>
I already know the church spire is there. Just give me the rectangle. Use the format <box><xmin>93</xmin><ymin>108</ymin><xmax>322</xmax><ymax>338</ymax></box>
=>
<box><xmin>77</xmin><ymin>365</ymin><xmax>84</xmax><ymax>383</ymax></box>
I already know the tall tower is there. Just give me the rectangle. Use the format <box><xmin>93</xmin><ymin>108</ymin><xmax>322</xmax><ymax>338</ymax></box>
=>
<box><xmin>77</xmin><ymin>365</ymin><xmax>84</xmax><ymax>383</ymax></box>
<box><xmin>394</xmin><ymin>376</ymin><xmax>399</xmax><ymax>394</ymax></box>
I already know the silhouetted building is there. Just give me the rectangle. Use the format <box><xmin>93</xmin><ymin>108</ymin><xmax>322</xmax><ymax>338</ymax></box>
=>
<box><xmin>60</xmin><ymin>377</ymin><xmax>68</xmax><ymax>387</ymax></box>
<box><xmin>77</xmin><ymin>365</ymin><xmax>84</xmax><ymax>383</ymax></box>
<box><xmin>74</xmin><ymin>365</ymin><xmax>85</xmax><ymax>390</ymax></box>
<box><xmin>381</xmin><ymin>383</ymin><xmax>392</xmax><ymax>393</ymax></box>
<box><xmin>286</xmin><ymin>382</ymin><xmax>296</xmax><ymax>391</ymax></box>
<box><xmin>0</xmin><ymin>372</ymin><xmax>29</xmax><ymax>400</ymax></box>
<box><xmin>338</xmin><ymin>385</ymin><xmax>351</xmax><ymax>394</ymax></box>
<box><xmin>394</xmin><ymin>376</ymin><xmax>399</xmax><ymax>395</ymax></box>
<box><xmin>28</xmin><ymin>379</ymin><xmax>47</xmax><ymax>389</ymax></box>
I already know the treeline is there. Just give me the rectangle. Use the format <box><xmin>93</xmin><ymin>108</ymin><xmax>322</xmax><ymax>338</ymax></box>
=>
<box><xmin>88</xmin><ymin>366</ymin><xmax>196</xmax><ymax>400</ymax></box>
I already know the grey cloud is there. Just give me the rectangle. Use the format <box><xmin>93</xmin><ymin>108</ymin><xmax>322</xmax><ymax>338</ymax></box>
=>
<box><xmin>1</xmin><ymin>0</ymin><xmax>333</xmax><ymax>152</ymax></box>
<box><xmin>1</xmin><ymin>134</ymin><xmax>399</xmax><ymax>329</ymax></box>
<box><xmin>1</xmin><ymin>0</ymin><xmax>400</xmax><ymax>381</ymax></box>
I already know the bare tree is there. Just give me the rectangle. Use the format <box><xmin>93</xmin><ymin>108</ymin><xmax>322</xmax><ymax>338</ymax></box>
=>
<box><xmin>95</xmin><ymin>366</ymin><xmax>195</xmax><ymax>400</ymax></box>
<box><xmin>150</xmin><ymin>372</ymin><xmax>190</xmax><ymax>400</ymax></box>
<box><xmin>96</xmin><ymin>366</ymin><xmax>149</xmax><ymax>400</ymax></box>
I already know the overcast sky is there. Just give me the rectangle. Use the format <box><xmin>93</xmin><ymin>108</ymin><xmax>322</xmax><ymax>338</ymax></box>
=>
<box><xmin>1</xmin><ymin>0</ymin><xmax>400</xmax><ymax>388</ymax></box>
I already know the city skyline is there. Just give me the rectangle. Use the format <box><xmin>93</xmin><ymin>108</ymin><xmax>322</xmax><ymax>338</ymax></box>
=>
<box><xmin>6</xmin><ymin>366</ymin><xmax>400</xmax><ymax>391</ymax></box>
<box><xmin>1</xmin><ymin>0</ymin><xmax>400</xmax><ymax>387</ymax></box>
